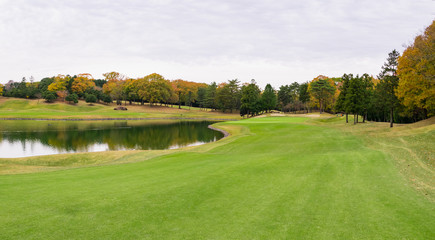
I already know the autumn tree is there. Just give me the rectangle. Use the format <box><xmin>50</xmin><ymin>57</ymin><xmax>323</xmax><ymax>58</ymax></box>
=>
<box><xmin>397</xmin><ymin>20</ymin><xmax>435</xmax><ymax>119</ymax></box>
<box><xmin>122</xmin><ymin>78</ymin><xmax>137</xmax><ymax>105</ymax></box>
<box><xmin>172</xmin><ymin>79</ymin><xmax>187</xmax><ymax>109</ymax></box>
<box><xmin>171</xmin><ymin>79</ymin><xmax>205</xmax><ymax>108</ymax></box>
<box><xmin>71</xmin><ymin>73</ymin><xmax>96</xmax><ymax>96</ymax></box>
<box><xmin>145</xmin><ymin>73</ymin><xmax>171</xmax><ymax>106</ymax></box>
<box><xmin>0</xmin><ymin>84</ymin><xmax>3</xmax><ymax>96</ymax></box>
<box><xmin>102</xmin><ymin>72</ymin><xmax>126</xmax><ymax>105</ymax></box>
<box><xmin>308</xmin><ymin>76</ymin><xmax>336</xmax><ymax>113</ymax></box>
<box><xmin>134</xmin><ymin>77</ymin><xmax>149</xmax><ymax>105</ymax></box>
<box><xmin>48</xmin><ymin>74</ymin><xmax>70</xmax><ymax>101</ymax></box>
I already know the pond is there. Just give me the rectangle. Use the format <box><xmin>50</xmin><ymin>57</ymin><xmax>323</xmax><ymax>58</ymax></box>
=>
<box><xmin>0</xmin><ymin>120</ymin><xmax>224</xmax><ymax>158</ymax></box>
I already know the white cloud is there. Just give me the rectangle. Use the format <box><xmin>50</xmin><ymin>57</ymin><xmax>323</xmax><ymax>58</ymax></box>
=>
<box><xmin>0</xmin><ymin>0</ymin><xmax>434</xmax><ymax>88</ymax></box>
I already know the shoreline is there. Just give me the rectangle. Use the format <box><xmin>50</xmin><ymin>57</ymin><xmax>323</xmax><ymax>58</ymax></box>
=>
<box><xmin>208</xmin><ymin>125</ymin><xmax>230</xmax><ymax>139</ymax></box>
<box><xmin>0</xmin><ymin>117</ymin><xmax>238</xmax><ymax>121</ymax></box>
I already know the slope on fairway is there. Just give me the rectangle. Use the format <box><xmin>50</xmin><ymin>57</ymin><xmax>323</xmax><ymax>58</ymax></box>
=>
<box><xmin>0</xmin><ymin>117</ymin><xmax>433</xmax><ymax>239</ymax></box>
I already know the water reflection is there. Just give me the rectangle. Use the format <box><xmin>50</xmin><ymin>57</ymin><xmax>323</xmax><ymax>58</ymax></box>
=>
<box><xmin>0</xmin><ymin>120</ymin><xmax>224</xmax><ymax>158</ymax></box>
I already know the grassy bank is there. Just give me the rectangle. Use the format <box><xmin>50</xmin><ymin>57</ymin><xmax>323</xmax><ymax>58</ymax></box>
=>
<box><xmin>0</xmin><ymin>97</ymin><xmax>240</xmax><ymax>120</ymax></box>
<box><xmin>0</xmin><ymin>116</ymin><xmax>434</xmax><ymax>239</ymax></box>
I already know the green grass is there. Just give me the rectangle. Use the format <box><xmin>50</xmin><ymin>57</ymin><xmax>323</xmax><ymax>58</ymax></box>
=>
<box><xmin>0</xmin><ymin>117</ymin><xmax>434</xmax><ymax>239</ymax></box>
<box><xmin>0</xmin><ymin>97</ymin><xmax>240</xmax><ymax>120</ymax></box>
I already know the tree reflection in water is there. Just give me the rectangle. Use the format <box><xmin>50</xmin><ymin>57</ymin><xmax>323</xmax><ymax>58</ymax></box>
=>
<box><xmin>0</xmin><ymin>120</ymin><xmax>223</xmax><ymax>157</ymax></box>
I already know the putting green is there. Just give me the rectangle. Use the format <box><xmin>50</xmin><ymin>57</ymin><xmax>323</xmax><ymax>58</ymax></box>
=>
<box><xmin>0</xmin><ymin>117</ymin><xmax>433</xmax><ymax>239</ymax></box>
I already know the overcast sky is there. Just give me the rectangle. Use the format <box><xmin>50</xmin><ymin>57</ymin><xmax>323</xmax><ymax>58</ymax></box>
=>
<box><xmin>0</xmin><ymin>0</ymin><xmax>434</xmax><ymax>88</ymax></box>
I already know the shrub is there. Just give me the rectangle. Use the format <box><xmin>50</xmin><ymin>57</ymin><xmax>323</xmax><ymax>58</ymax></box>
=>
<box><xmin>85</xmin><ymin>94</ymin><xmax>97</xmax><ymax>104</ymax></box>
<box><xmin>42</xmin><ymin>91</ymin><xmax>57</xmax><ymax>103</ymax></box>
<box><xmin>65</xmin><ymin>93</ymin><xmax>78</xmax><ymax>104</ymax></box>
<box><xmin>101</xmin><ymin>94</ymin><xmax>112</xmax><ymax>104</ymax></box>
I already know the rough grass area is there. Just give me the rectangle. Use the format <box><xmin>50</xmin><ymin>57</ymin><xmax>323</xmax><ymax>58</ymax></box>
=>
<box><xmin>0</xmin><ymin>97</ymin><xmax>240</xmax><ymax>120</ymax></box>
<box><xmin>322</xmin><ymin>116</ymin><xmax>435</xmax><ymax>201</ymax></box>
<box><xmin>0</xmin><ymin>117</ymin><xmax>434</xmax><ymax>239</ymax></box>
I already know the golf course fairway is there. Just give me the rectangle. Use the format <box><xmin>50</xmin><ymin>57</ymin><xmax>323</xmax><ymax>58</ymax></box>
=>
<box><xmin>1</xmin><ymin>116</ymin><xmax>434</xmax><ymax>239</ymax></box>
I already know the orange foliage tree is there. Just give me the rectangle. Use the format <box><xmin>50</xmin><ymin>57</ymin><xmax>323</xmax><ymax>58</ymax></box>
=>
<box><xmin>102</xmin><ymin>72</ymin><xmax>127</xmax><ymax>105</ymax></box>
<box><xmin>397</xmin><ymin>20</ymin><xmax>435</xmax><ymax>117</ymax></box>
<box><xmin>71</xmin><ymin>73</ymin><xmax>96</xmax><ymax>96</ymax></box>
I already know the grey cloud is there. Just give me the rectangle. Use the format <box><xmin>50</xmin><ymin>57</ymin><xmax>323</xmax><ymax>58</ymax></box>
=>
<box><xmin>0</xmin><ymin>0</ymin><xmax>434</xmax><ymax>85</ymax></box>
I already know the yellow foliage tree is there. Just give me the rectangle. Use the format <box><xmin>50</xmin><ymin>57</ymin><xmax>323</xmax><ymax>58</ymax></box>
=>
<box><xmin>47</xmin><ymin>74</ymin><xmax>70</xmax><ymax>101</ymax></box>
<box><xmin>102</xmin><ymin>72</ymin><xmax>127</xmax><ymax>105</ymax></box>
<box><xmin>71</xmin><ymin>73</ymin><xmax>96</xmax><ymax>95</ymax></box>
<box><xmin>397</xmin><ymin>20</ymin><xmax>435</xmax><ymax>117</ymax></box>
<box><xmin>0</xmin><ymin>83</ymin><xmax>3</xmax><ymax>96</ymax></box>
<box><xmin>144</xmin><ymin>73</ymin><xmax>171</xmax><ymax>106</ymax></box>
<box><xmin>308</xmin><ymin>75</ymin><xmax>337</xmax><ymax>112</ymax></box>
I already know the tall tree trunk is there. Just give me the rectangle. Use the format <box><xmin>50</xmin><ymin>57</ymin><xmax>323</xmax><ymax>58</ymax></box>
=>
<box><xmin>390</xmin><ymin>107</ymin><xmax>394</xmax><ymax>128</ymax></box>
<box><xmin>346</xmin><ymin>113</ymin><xmax>348</xmax><ymax>123</ymax></box>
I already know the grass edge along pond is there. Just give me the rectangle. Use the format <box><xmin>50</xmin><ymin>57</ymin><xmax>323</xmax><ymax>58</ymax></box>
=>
<box><xmin>0</xmin><ymin>97</ymin><xmax>241</xmax><ymax>120</ymax></box>
<box><xmin>0</xmin><ymin>116</ymin><xmax>434</xmax><ymax>239</ymax></box>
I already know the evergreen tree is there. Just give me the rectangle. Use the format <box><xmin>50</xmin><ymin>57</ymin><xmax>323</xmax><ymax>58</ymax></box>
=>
<box><xmin>227</xmin><ymin>79</ymin><xmax>241</xmax><ymax>111</ymax></box>
<box><xmin>65</xmin><ymin>93</ymin><xmax>79</xmax><ymax>104</ymax></box>
<box><xmin>261</xmin><ymin>83</ymin><xmax>277</xmax><ymax>112</ymax></box>
<box><xmin>216</xmin><ymin>84</ymin><xmax>232</xmax><ymax>112</ymax></box>
<box><xmin>299</xmin><ymin>83</ymin><xmax>310</xmax><ymax>113</ymax></box>
<box><xmin>360</xmin><ymin>74</ymin><xmax>374</xmax><ymax>123</ymax></box>
<box><xmin>197</xmin><ymin>87</ymin><xmax>206</xmax><ymax>109</ymax></box>
<box><xmin>205</xmin><ymin>82</ymin><xmax>217</xmax><ymax>110</ymax></box>
<box><xmin>42</xmin><ymin>91</ymin><xmax>57</xmax><ymax>103</ymax></box>
<box><xmin>344</xmin><ymin>75</ymin><xmax>372</xmax><ymax>124</ymax></box>
<box><xmin>38</xmin><ymin>77</ymin><xmax>54</xmax><ymax>93</ymax></box>
<box><xmin>378</xmin><ymin>49</ymin><xmax>400</xmax><ymax>127</ymax></box>
<box><xmin>240</xmin><ymin>80</ymin><xmax>261</xmax><ymax>117</ymax></box>
<box><xmin>85</xmin><ymin>93</ymin><xmax>97</xmax><ymax>104</ymax></box>
<box><xmin>335</xmin><ymin>74</ymin><xmax>351</xmax><ymax>123</ymax></box>
<box><xmin>277</xmin><ymin>85</ymin><xmax>291</xmax><ymax>110</ymax></box>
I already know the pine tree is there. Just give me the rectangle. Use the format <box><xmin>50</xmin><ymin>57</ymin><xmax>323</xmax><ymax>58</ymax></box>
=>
<box><xmin>205</xmin><ymin>82</ymin><xmax>217</xmax><ymax>110</ymax></box>
<box><xmin>378</xmin><ymin>49</ymin><xmax>400</xmax><ymax>127</ymax></box>
<box><xmin>335</xmin><ymin>74</ymin><xmax>352</xmax><ymax>123</ymax></box>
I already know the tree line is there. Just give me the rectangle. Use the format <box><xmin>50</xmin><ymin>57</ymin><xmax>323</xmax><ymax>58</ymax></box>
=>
<box><xmin>0</xmin><ymin>21</ymin><xmax>433</xmax><ymax>125</ymax></box>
